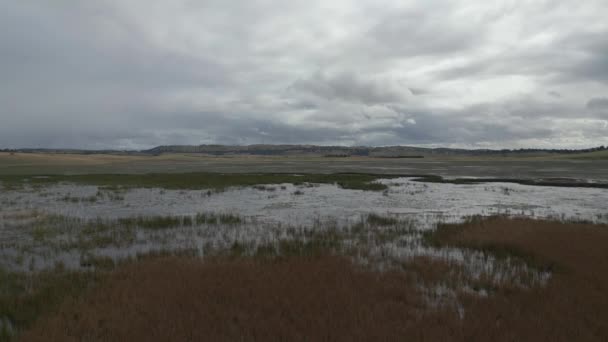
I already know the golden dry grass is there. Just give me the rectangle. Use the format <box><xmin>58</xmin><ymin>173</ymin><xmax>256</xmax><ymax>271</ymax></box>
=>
<box><xmin>0</xmin><ymin>152</ymin><xmax>370</xmax><ymax>175</ymax></box>
<box><xmin>0</xmin><ymin>152</ymin><xmax>362</xmax><ymax>167</ymax></box>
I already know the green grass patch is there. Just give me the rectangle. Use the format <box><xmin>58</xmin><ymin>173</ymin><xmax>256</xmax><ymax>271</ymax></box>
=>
<box><xmin>411</xmin><ymin>175</ymin><xmax>608</xmax><ymax>189</ymax></box>
<box><xmin>366</xmin><ymin>213</ymin><xmax>398</xmax><ymax>226</ymax></box>
<box><xmin>30</xmin><ymin>226</ymin><xmax>58</xmax><ymax>243</ymax></box>
<box><xmin>0</xmin><ymin>173</ymin><xmax>392</xmax><ymax>192</ymax></box>
<box><xmin>195</xmin><ymin>213</ymin><xmax>242</xmax><ymax>225</ymax></box>
<box><xmin>117</xmin><ymin>216</ymin><xmax>184</xmax><ymax>230</ymax></box>
<box><xmin>568</xmin><ymin>150</ymin><xmax>608</xmax><ymax>160</ymax></box>
<box><xmin>0</xmin><ymin>266</ymin><xmax>102</xmax><ymax>341</ymax></box>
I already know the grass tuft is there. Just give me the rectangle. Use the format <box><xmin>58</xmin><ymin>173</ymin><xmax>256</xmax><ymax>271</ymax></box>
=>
<box><xmin>366</xmin><ymin>213</ymin><xmax>398</xmax><ymax>226</ymax></box>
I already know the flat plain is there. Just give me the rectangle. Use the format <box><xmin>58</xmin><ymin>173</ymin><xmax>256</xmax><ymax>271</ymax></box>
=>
<box><xmin>2</xmin><ymin>152</ymin><xmax>608</xmax><ymax>181</ymax></box>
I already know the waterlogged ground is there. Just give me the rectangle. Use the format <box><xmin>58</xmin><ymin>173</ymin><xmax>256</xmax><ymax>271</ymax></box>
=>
<box><xmin>2</xmin><ymin>178</ymin><xmax>607</xmax><ymax>226</ymax></box>
<box><xmin>0</xmin><ymin>177</ymin><xmax>605</xmax><ymax>279</ymax></box>
<box><xmin>2</xmin><ymin>176</ymin><xmax>608</xmax><ymax>339</ymax></box>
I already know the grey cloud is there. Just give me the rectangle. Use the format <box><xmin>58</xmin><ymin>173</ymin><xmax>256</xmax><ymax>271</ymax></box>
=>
<box><xmin>386</xmin><ymin>105</ymin><xmax>556</xmax><ymax>146</ymax></box>
<box><xmin>587</xmin><ymin>98</ymin><xmax>608</xmax><ymax>110</ymax></box>
<box><xmin>126</xmin><ymin>111</ymin><xmax>354</xmax><ymax>147</ymax></box>
<box><xmin>0</xmin><ymin>2</ymin><xmax>232</xmax><ymax>89</ymax></box>
<box><xmin>559</xmin><ymin>32</ymin><xmax>608</xmax><ymax>85</ymax></box>
<box><xmin>434</xmin><ymin>48</ymin><xmax>567</xmax><ymax>82</ymax></box>
<box><xmin>363</xmin><ymin>6</ymin><xmax>480</xmax><ymax>58</ymax></box>
<box><xmin>431</xmin><ymin>7</ymin><xmax>608</xmax><ymax>86</ymax></box>
<box><xmin>140</xmin><ymin>105</ymin><xmax>556</xmax><ymax>148</ymax></box>
<box><xmin>291</xmin><ymin>71</ymin><xmax>410</xmax><ymax>105</ymax></box>
<box><xmin>409</xmin><ymin>88</ymin><xmax>428</xmax><ymax>96</ymax></box>
<box><xmin>1</xmin><ymin>1</ymin><xmax>608</xmax><ymax>149</ymax></box>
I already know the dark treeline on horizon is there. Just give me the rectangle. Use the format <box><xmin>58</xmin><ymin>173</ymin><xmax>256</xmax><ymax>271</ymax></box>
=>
<box><xmin>1</xmin><ymin>145</ymin><xmax>606</xmax><ymax>156</ymax></box>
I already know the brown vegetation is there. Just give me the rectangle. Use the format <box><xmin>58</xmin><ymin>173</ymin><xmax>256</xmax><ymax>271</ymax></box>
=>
<box><xmin>429</xmin><ymin>217</ymin><xmax>608</xmax><ymax>341</ymax></box>
<box><xmin>19</xmin><ymin>217</ymin><xmax>608</xmax><ymax>341</ymax></box>
<box><xmin>21</xmin><ymin>257</ymin><xmax>446</xmax><ymax>341</ymax></box>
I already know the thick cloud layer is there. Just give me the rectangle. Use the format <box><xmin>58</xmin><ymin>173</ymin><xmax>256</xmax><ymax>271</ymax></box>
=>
<box><xmin>1</xmin><ymin>0</ymin><xmax>608</xmax><ymax>149</ymax></box>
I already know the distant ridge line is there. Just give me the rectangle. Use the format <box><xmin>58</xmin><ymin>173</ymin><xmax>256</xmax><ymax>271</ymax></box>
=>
<box><xmin>2</xmin><ymin>144</ymin><xmax>606</xmax><ymax>157</ymax></box>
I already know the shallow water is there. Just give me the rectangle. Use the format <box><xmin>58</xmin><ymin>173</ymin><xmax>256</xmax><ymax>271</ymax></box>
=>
<box><xmin>2</xmin><ymin>178</ymin><xmax>607</xmax><ymax>227</ymax></box>
<box><xmin>1</xmin><ymin>176</ymin><xmax>605</xmax><ymax>326</ymax></box>
<box><xmin>0</xmin><ymin>178</ymin><xmax>606</xmax><ymax>289</ymax></box>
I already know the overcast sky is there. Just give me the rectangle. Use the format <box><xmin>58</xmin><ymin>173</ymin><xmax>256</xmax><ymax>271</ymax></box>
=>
<box><xmin>1</xmin><ymin>0</ymin><xmax>608</xmax><ymax>149</ymax></box>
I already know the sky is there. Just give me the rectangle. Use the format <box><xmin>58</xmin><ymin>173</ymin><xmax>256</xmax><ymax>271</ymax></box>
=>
<box><xmin>1</xmin><ymin>0</ymin><xmax>608</xmax><ymax>150</ymax></box>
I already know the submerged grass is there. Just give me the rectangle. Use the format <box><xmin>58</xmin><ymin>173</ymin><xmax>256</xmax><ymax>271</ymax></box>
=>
<box><xmin>195</xmin><ymin>213</ymin><xmax>242</xmax><ymax>225</ymax></box>
<box><xmin>117</xmin><ymin>216</ymin><xmax>184</xmax><ymax>230</ymax></box>
<box><xmin>412</xmin><ymin>175</ymin><xmax>608</xmax><ymax>189</ymax></box>
<box><xmin>0</xmin><ymin>266</ymin><xmax>102</xmax><ymax>342</ymax></box>
<box><xmin>16</xmin><ymin>212</ymin><xmax>249</xmax><ymax>259</ymax></box>
<box><xmin>20</xmin><ymin>214</ymin><xmax>608</xmax><ymax>342</ymax></box>
<box><xmin>366</xmin><ymin>213</ymin><xmax>399</xmax><ymax>226</ymax></box>
<box><xmin>0</xmin><ymin>173</ymin><xmax>392</xmax><ymax>192</ymax></box>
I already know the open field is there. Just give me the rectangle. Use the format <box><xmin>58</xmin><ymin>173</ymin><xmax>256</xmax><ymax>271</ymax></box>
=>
<box><xmin>569</xmin><ymin>149</ymin><xmax>608</xmax><ymax>160</ymax></box>
<box><xmin>2</xmin><ymin>152</ymin><xmax>608</xmax><ymax>182</ymax></box>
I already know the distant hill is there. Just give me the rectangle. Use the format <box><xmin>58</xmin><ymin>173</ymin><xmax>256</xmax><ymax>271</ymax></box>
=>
<box><xmin>143</xmin><ymin>144</ymin><xmax>608</xmax><ymax>157</ymax></box>
<box><xmin>2</xmin><ymin>145</ymin><xmax>606</xmax><ymax>158</ymax></box>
